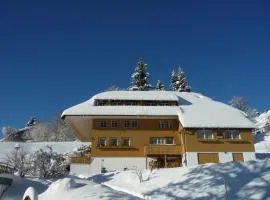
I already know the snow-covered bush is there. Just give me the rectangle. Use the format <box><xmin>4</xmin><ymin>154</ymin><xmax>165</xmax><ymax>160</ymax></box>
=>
<box><xmin>5</xmin><ymin>146</ymin><xmax>32</xmax><ymax>177</ymax></box>
<box><xmin>2</xmin><ymin>126</ymin><xmax>19</xmax><ymax>141</ymax></box>
<box><xmin>31</xmin><ymin>145</ymin><xmax>68</xmax><ymax>179</ymax></box>
<box><xmin>77</xmin><ymin>144</ymin><xmax>91</xmax><ymax>156</ymax></box>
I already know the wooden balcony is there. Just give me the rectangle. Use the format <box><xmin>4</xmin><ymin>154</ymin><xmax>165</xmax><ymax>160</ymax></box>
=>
<box><xmin>71</xmin><ymin>155</ymin><xmax>92</xmax><ymax>164</ymax></box>
<box><xmin>144</xmin><ymin>145</ymin><xmax>182</xmax><ymax>155</ymax></box>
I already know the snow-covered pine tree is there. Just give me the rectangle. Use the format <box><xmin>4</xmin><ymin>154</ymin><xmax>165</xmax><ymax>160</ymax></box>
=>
<box><xmin>170</xmin><ymin>70</ymin><xmax>178</xmax><ymax>91</ymax></box>
<box><xmin>178</xmin><ymin>68</ymin><xmax>188</xmax><ymax>92</ymax></box>
<box><xmin>170</xmin><ymin>68</ymin><xmax>191</xmax><ymax>92</ymax></box>
<box><xmin>155</xmin><ymin>80</ymin><xmax>165</xmax><ymax>90</ymax></box>
<box><xmin>130</xmin><ymin>58</ymin><xmax>150</xmax><ymax>91</ymax></box>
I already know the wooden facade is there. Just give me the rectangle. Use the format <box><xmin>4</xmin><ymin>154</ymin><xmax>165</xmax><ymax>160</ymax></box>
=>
<box><xmin>67</xmin><ymin>116</ymin><xmax>255</xmax><ymax>166</ymax></box>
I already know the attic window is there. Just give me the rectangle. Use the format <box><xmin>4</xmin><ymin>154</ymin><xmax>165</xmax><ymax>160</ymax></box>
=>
<box><xmin>159</xmin><ymin>120</ymin><xmax>172</xmax><ymax>129</ymax></box>
<box><xmin>197</xmin><ymin>130</ymin><xmax>213</xmax><ymax>140</ymax></box>
<box><xmin>224</xmin><ymin>130</ymin><xmax>240</xmax><ymax>140</ymax></box>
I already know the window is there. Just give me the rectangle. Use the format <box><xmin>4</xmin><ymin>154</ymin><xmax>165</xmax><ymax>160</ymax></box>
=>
<box><xmin>122</xmin><ymin>138</ymin><xmax>130</xmax><ymax>147</ymax></box>
<box><xmin>224</xmin><ymin>130</ymin><xmax>240</xmax><ymax>140</ymax></box>
<box><xmin>159</xmin><ymin>120</ymin><xmax>172</xmax><ymax>129</ymax></box>
<box><xmin>100</xmin><ymin>121</ymin><xmax>107</xmax><ymax>128</ymax></box>
<box><xmin>197</xmin><ymin>130</ymin><xmax>213</xmax><ymax>140</ymax></box>
<box><xmin>217</xmin><ymin>130</ymin><xmax>224</xmax><ymax>139</ymax></box>
<box><xmin>124</xmin><ymin>120</ymin><xmax>138</xmax><ymax>128</ymax></box>
<box><xmin>110</xmin><ymin>137</ymin><xmax>118</xmax><ymax>146</ymax></box>
<box><xmin>111</xmin><ymin>120</ymin><xmax>118</xmax><ymax>128</ymax></box>
<box><xmin>97</xmin><ymin>137</ymin><xmax>106</xmax><ymax>147</ymax></box>
<box><xmin>149</xmin><ymin>137</ymin><xmax>174</xmax><ymax>145</ymax></box>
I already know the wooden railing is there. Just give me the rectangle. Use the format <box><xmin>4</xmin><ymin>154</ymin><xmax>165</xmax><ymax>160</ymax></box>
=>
<box><xmin>144</xmin><ymin>145</ymin><xmax>182</xmax><ymax>155</ymax></box>
<box><xmin>71</xmin><ymin>155</ymin><xmax>92</xmax><ymax>164</ymax></box>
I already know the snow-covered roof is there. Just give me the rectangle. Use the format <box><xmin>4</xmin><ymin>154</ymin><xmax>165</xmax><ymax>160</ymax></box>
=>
<box><xmin>62</xmin><ymin>91</ymin><xmax>255</xmax><ymax>129</ymax></box>
<box><xmin>92</xmin><ymin>91</ymin><xmax>179</xmax><ymax>101</ymax></box>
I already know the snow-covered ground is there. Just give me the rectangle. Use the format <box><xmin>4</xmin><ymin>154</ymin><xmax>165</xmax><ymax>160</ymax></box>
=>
<box><xmin>0</xmin><ymin>141</ymin><xmax>88</xmax><ymax>162</ymax></box>
<box><xmin>90</xmin><ymin>159</ymin><xmax>270</xmax><ymax>200</ymax></box>
<box><xmin>39</xmin><ymin>177</ymin><xmax>140</xmax><ymax>200</ymax></box>
<box><xmin>0</xmin><ymin>174</ymin><xmax>140</xmax><ymax>200</ymax></box>
<box><xmin>1</xmin><ymin>173</ymin><xmax>49</xmax><ymax>200</ymax></box>
<box><xmin>5</xmin><ymin>159</ymin><xmax>268</xmax><ymax>200</ymax></box>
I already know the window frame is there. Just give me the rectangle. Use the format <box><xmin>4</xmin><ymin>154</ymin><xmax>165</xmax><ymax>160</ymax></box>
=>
<box><xmin>109</xmin><ymin>137</ymin><xmax>118</xmax><ymax>147</ymax></box>
<box><xmin>122</xmin><ymin>137</ymin><xmax>131</xmax><ymax>147</ymax></box>
<box><xmin>149</xmin><ymin>137</ymin><xmax>174</xmax><ymax>145</ymax></box>
<box><xmin>97</xmin><ymin>137</ymin><xmax>106</xmax><ymax>147</ymax></box>
<box><xmin>224</xmin><ymin>130</ymin><xmax>241</xmax><ymax>140</ymax></box>
<box><xmin>158</xmin><ymin>120</ymin><xmax>172</xmax><ymax>129</ymax></box>
<box><xmin>196</xmin><ymin>130</ymin><xmax>214</xmax><ymax>140</ymax></box>
<box><xmin>123</xmin><ymin>120</ymin><xmax>138</xmax><ymax>129</ymax></box>
<box><xmin>100</xmin><ymin>120</ymin><xmax>107</xmax><ymax>128</ymax></box>
<box><xmin>111</xmin><ymin>120</ymin><xmax>118</xmax><ymax>128</ymax></box>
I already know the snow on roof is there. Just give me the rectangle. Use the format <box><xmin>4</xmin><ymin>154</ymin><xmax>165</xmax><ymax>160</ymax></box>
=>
<box><xmin>62</xmin><ymin>91</ymin><xmax>255</xmax><ymax>128</ymax></box>
<box><xmin>92</xmin><ymin>90</ymin><xmax>179</xmax><ymax>101</ymax></box>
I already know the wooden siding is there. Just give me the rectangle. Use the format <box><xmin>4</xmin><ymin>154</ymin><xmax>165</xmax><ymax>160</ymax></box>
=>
<box><xmin>91</xmin><ymin>130</ymin><xmax>182</xmax><ymax>157</ymax></box>
<box><xmin>232</xmin><ymin>153</ymin><xmax>244</xmax><ymax>162</ymax></box>
<box><xmin>198</xmin><ymin>153</ymin><xmax>219</xmax><ymax>164</ymax></box>
<box><xmin>71</xmin><ymin>155</ymin><xmax>92</xmax><ymax>164</ymax></box>
<box><xmin>182</xmin><ymin>129</ymin><xmax>255</xmax><ymax>152</ymax></box>
<box><xmin>144</xmin><ymin>145</ymin><xmax>182</xmax><ymax>155</ymax></box>
<box><xmin>93</xmin><ymin>119</ymin><xmax>179</xmax><ymax>130</ymax></box>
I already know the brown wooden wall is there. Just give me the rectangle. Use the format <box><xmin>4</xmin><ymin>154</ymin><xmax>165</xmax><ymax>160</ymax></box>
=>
<box><xmin>182</xmin><ymin>129</ymin><xmax>255</xmax><ymax>152</ymax></box>
<box><xmin>91</xmin><ymin>130</ymin><xmax>182</xmax><ymax>157</ymax></box>
<box><xmin>93</xmin><ymin>119</ymin><xmax>179</xmax><ymax>130</ymax></box>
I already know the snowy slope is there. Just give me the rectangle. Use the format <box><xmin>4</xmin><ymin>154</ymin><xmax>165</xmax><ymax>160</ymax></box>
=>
<box><xmin>255</xmin><ymin>110</ymin><xmax>270</xmax><ymax>130</ymax></box>
<box><xmin>39</xmin><ymin>178</ymin><xmax>140</xmax><ymax>200</ymax></box>
<box><xmin>0</xmin><ymin>141</ymin><xmax>88</xmax><ymax>162</ymax></box>
<box><xmin>91</xmin><ymin>159</ymin><xmax>270</xmax><ymax>200</ymax></box>
<box><xmin>254</xmin><ymin>110</ymin><xmax>270</xmax><ymax>154</ymax></box>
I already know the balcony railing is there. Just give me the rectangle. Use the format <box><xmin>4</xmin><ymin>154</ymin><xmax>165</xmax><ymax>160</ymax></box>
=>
<box><xmin>71</xmin><ymin>155</ymin><xmax>92</xmax><ymax>164</ymax></box>
<box><xmin>144</xmin><ymin>145</ymin><xmax>182</xmax><ymax>155</ymax></box>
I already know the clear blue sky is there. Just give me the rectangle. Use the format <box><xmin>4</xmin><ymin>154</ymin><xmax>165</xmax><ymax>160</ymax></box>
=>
<box><xmin>0</xmin><ymin>0</ymin><xmax>269</xmax><ymax>136</ymax></box>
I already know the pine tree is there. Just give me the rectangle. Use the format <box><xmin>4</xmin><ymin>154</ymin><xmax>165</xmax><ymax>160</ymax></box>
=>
<box><xmin>170</xmin><ymin>67</ymin><xmax>191</xmax><ymax>92</ymax></box>
<box><xmin>130</xmin><ymin>58</ymin><xmax>150</xmax><ymax>91</ymax></box>
<box><xmin>155</xmin><ymin>80</ymin><xmax>165</xmax><ymax>90</ymax></box>
<box><xmin>178</xmin><ymin>68</ymin><xmax>188</xmax><ymax>92</ymax></box>
<box><xmin>170</xmin><ymin>70</ymin><xmax>178</xmax><ymax>91</ymax></box>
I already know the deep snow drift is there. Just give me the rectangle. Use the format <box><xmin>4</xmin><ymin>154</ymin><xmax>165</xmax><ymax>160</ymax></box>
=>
<box><xmin>39</xmin><ymin>177</ymin><xmax>140</xmax><ymax>200</ymax></box>
<box><xmin>91</xmin><ymin>159</ymin><xmax>270</xmax><ymax>200</ymax></box>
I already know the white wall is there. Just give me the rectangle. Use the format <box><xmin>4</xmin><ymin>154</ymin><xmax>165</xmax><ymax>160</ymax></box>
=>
<box><xmin>243</xmin><ymin>152</ymin><xmax>256</xmax><ymax>161</ymax></box>
<box><xmin>186</xmin><ymin>152</ymin><xmax>198</xmax><ymax>166</ymax></box>
<box><xmin>219</xmin><ymin>152</ymin><xmax>233</xmax><ymax>163</ymax></box>
<box><xmin>71</xmin><ymin>157</ymin><xmax>147</xmax><ymax>175</ymax></box>
<box><xmin>70</xmin><ymin>163</ymin><xmax>92</xmax><ymax>176</ymax></box>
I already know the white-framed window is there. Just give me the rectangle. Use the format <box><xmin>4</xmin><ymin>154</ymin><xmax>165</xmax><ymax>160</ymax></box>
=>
<box><xmin>100</xmin><ymin>121</ymin><xmax>107</xmax><ymax>128</ymax></box>
<box><xmin>111</xmin><ymin>120</ymin><xmax>118</xmax><ymax>128</ymax></box>
<box><xmin>97</xmin><ymin>137</ymin><xmax>106</xmax><ymax>147</ymax></box>
<box><xmin>224</xmin><ymin>130</ymin><xmax>241</xmax><ymax>140</ymax></box>
<box><xmin>159</xmin><ymin>120</ymin><xmax>172</xmax><ymax>129</ymax></box>
<box><xmin>149</xmin><ymin>137</ymin><xmax>174</xmax><ymax>145</ymax></box>
<box><xmin>122</xmin><ymin>138</ymin><xmax>131</xmax><ymax>147</ymax></box>
<box><xmin>196</xmin><ymin>130</ymin><xmax>213</xmax><ymax>140</ymax></box>
<box><xmin>123</xmin><ymin>120</ymin><xmax>138</xmax><ymax>128</ymax></box>
<box><xmin>110</xmin><ymin>137</ymin><xmax>118</xmax><ymax>146</ymax></box>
